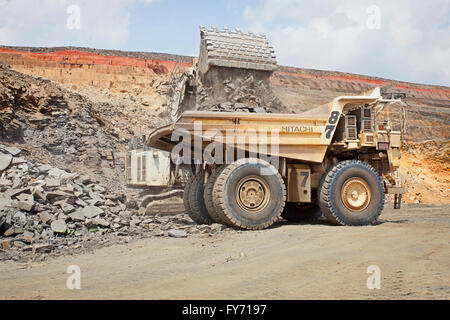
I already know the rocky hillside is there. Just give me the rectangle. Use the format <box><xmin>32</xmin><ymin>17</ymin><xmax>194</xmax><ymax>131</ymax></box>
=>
<box><xmin>1</xmin><ymin>46</ymin><xmax>449</xmax><ymax>141</ymax></box>
<box><xmin>0</xmin><ymin>63</ymin><xmax>127</xmax><ymax>190</ymax></box>
<box><xmin>0</xmin><ymin>61</ymin><xmax>177</xmax><ymax>191</ymax></box>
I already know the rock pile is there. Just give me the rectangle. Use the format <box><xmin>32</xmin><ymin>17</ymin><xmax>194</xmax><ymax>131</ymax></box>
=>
<box><xmin>195</xmin><ymin>67</ymin><xmax>283</xmax><ymax>112</ymax></box>
<box><xmin>0</xmin><ymin>63</ymin><xmax>128</xmax><ymax>190</ymax></box>
<box><xmin>0</xmin><ymin>146</ymin><xmax>227</xmax><ymax>262</ymax></box>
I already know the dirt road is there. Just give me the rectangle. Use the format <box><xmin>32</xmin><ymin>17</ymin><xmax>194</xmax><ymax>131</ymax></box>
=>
<box><xmin>0</xmin><ymin>204</ymin><xmax>449</xmax><ymax>300</ymax></box>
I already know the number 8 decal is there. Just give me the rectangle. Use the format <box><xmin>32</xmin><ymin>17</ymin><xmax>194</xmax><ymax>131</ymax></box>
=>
<box><xmin>325</xmin><ymin>111</ymin><xmax>340</xmax><ymax>139</ymax></box>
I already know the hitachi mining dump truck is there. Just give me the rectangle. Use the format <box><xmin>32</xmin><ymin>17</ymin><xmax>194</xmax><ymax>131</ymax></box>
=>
<box><xmin>128</xmin><ymin>27</ymin><xmax>407</xmax><ymax>229</ymax></box>
<box><xmin>146</xmin><ymin>87</ymin><xmax>407</xmax><ymax>230</ymax></box>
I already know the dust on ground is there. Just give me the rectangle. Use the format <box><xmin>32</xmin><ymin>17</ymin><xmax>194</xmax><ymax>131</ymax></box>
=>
<box><xmin>0</xmin><ymin>204</ymin><xmax>448</xmax><ymax>300</ymax></box>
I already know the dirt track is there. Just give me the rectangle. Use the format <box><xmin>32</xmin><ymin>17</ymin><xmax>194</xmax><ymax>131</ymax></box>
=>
<box><xmin>0</xmin><ymin>204</ymin><xmax>449</xmax><ymax>300</ymax></box>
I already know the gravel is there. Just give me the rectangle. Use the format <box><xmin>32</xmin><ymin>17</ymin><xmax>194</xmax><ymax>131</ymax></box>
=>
<box><xmin>0</xmin><ymin>146</ymin><xmax>229</xmax><ymax>262</ymax></box>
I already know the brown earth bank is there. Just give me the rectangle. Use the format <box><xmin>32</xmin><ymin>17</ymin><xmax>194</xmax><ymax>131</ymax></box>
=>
<box><xmin>0</xmin><ymin>204</ymin><xmax>448</xmax><ymax>300</ymax></box>
<box><xmin>399</xmin><ymin>140</ymin><xmax>450</xmax><ymax>205</ymax></box>
<box><xmin>1</xmin><ymin>46</ymin><xmax>449</xmax><ymax>142</ymax></box>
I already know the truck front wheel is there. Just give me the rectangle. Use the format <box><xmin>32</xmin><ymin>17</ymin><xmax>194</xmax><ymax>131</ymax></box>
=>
<box><xmin>318</xmin><ymin>160</ymin><xmax>384</xmax><ymax>226</ymax></box>
<box><xmin>213</xmin><ymin>158</ymin><xmax>286</xmax><ymax>230</ymax></box>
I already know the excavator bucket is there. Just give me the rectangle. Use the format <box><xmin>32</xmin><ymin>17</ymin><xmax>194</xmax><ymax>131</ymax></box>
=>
<box><xmin>198</xmin><ymin>26</ymin><xmax>277</xmax><ymax>74</ymax></box>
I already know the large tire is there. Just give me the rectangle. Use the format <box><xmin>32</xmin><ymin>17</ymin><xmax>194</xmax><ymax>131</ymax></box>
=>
<box><xmin>204</xmin><ymin>165</ymin><xmax>228</xmax><ymax>224</ymax></box>
<box><xmin>318</xmin><ymin>160</ymin><xmax>384</xmax><ymax>226</ymax></box>
<box><xmin>213</xmin><ymin>158</ymin><xmax>286</xmax><ymax>230</ymax></box>
<box><xmin>182</xmin><ymin>176</ymin><xmax>195</xmax><ymax>219</ymax></box>
<box><xmin>187</xmin><ymin>171</ymin><xmax>214</xmax><ymax>225</ymax></box>
<box><xmin>281</xmin><ymin>203</ymin><xmax>322</xmax><ymax>222</ymax></box>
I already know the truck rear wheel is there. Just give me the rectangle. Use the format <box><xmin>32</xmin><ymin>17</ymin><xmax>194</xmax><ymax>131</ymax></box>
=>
<box><xmin>281</xmin><ymin>203</ymin><xmax>322</xmax><ymax>222</ymax></box>
<box><xmin>204</xmin><ymin>165</ymin><xmax>229</xmax><ymax>224</ymax></box>
<box><xmin>183</xmin><ymin>176</ymin><xmax>195</xmax><ymax>220</ymax></box>
<box><xmin>213</xmin><ymin>158</ymin><xmax>286</xmax><ymax>230</ymax></box>
<box><xmin>318</xmin><ymin>160</ymin><xmax>384</xmax><ymax>226</ymax></box>
<box><xmin>187</xmin><ymin>171</ymin><xmax>214</xmax><ymax>225</ymax></box>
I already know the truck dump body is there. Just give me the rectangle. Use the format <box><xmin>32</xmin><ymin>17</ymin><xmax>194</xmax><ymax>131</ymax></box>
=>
<box><xmin>147</xmin><ymin>88</ymin><xmax>386</xmax><ymax>163</ymax></box>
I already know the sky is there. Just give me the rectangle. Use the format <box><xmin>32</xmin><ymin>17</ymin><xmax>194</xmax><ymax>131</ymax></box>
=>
<box><xmin>0</xmin><ymin>0</ymin><xmax>449</xmax><ymax>86</ymax></box>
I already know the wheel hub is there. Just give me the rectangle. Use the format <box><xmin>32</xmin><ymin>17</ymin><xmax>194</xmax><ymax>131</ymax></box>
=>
<box><xmin>341</xmin><ymin>177</ymin><xmax>371</xmax><ymax>211</ymax></box>
<box><xmin>236</xmin><ymin>176</ymin><xmax>270</xmax><ymax>213</ymax></box>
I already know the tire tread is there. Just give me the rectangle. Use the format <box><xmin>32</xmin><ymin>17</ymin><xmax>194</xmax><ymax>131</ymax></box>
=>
<box><xmin>318</xmin><ymin>160</ymin><xmax>384</xmax><ymax>226</ymax></box>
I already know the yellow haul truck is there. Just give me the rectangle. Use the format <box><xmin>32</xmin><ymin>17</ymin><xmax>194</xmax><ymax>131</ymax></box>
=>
<box><xmin>146</xmin><ymin>87</ymin><xmax>407</xmax><ymax>230</ymax></box>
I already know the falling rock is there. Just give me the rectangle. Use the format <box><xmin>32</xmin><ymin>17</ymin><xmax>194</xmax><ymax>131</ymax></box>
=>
<box><xmin>51</xmin><ymin>220</ymin><xmax>67</xmax><ymax>233</ymax></box>
<box><xmin>82</xmin><ymin>206</ymin><xmax>104</xmax><ymax>218</ymax></box>
<box><xmin>168</xmin><ymin>229</ymin><xmax>187</xmax><ymax>238</ymax></box>
<box><xmin>0</xmin><ymin>153</ymin><xmax>12</xmax><ymax>171</ymax></box>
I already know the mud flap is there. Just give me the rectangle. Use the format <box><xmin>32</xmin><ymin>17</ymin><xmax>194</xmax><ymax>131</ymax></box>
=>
<box><xmin>385</xmin><ymin>186</ymin><xmax>407</xmax><ymax>210</ymax></box>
